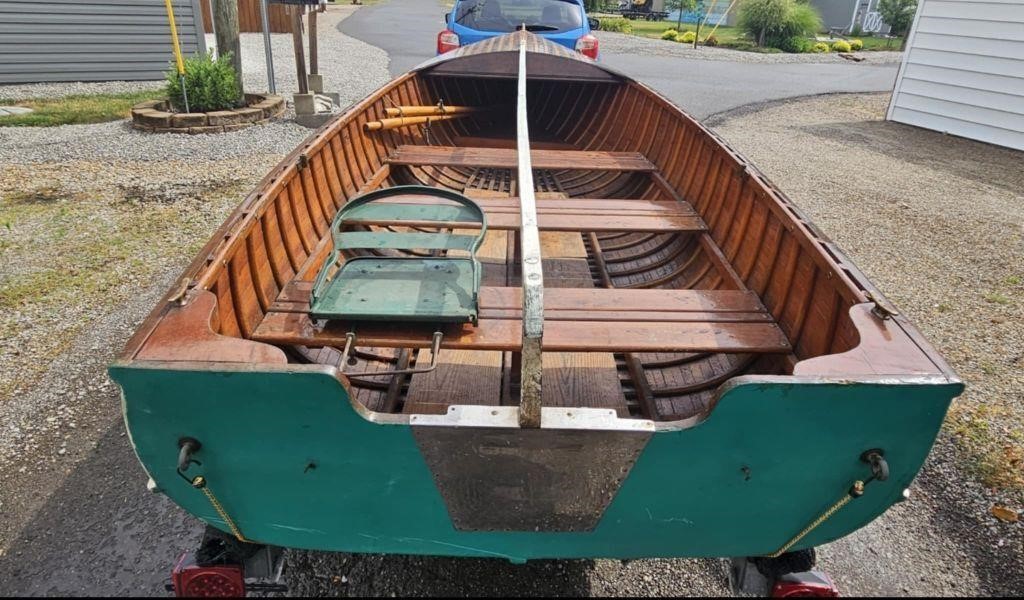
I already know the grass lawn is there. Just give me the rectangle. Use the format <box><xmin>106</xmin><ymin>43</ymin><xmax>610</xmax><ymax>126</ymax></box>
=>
<box><xmin>0</xmin><ymin>89</ymin><xmax>166</xmax><ymax>127</ymax></box>
<box><xmin>595</xmin><ymin>13</ymin><xmax>902</xmax><ymax>52</ymax></box>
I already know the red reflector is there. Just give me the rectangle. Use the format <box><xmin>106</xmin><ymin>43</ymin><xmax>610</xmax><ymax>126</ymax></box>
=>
<box><xmin>771</xmin><ymin>571</ymin><xmax>840</xmax><ymax>598</ymax></box>
<box><xmin>575</xmin><ymin>34</ymin><xmax>598</xmax><ymax>59</ymax></box>
<box><xmin>437</xmin><ymin>30</ymin><xmax>460</xmax><ymax>54</ymax></box>
<box><xmin>172</xmin><ymin>552</ymin><xmax>245</xmax><ymax>598</ymax></box>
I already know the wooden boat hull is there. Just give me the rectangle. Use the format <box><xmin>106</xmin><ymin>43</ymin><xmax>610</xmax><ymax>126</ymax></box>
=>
<box><xmin>109</xmin><ymin>33</ymin><xmax>962</xmax><ymax>559</ymax></box>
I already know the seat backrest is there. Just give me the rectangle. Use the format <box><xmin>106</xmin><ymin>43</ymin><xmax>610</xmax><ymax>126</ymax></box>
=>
<box><xmin>332</xmin><ymin>185</ymin><xmax>487</xmax><ymax>254</ymax></box>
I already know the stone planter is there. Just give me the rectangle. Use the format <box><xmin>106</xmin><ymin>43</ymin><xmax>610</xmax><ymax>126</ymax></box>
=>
<box><xmin>130</xmin><ymin>94</ymin><xmax>285</xmax><ymax>134</ymax></box>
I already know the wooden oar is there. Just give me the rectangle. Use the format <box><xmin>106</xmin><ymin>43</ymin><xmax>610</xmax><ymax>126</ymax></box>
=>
<box><xmin>383</xmin><ymin>105</ymin><xmax>482</xmax><ymax>118</ymax></box>
<box><xmin>364</xmin><ymin>114</ymin><xmax>469</xmax><ymax>131</ymax></box>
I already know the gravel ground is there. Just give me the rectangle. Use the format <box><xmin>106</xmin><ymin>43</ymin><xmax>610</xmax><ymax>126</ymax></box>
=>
<box><xmin>598</xmin><ymin>31</ymin><xmax>905</xmax><ymax>64</ymax></box>
<box><xmin>0</xmin><ymin>81</ymin><xmax>164</xmax><ymax>101</ymax></box>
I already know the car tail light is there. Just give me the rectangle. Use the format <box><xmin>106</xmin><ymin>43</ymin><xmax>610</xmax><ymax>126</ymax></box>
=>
<box><xmin>575</xmin><ymin>34</ymin><xmax>598</xmax><ymax>59</ymax></box>
<box><xmin>172</xmin><ymin>552</ymin><xmax>245</xmax><ymax>597</ymax></box>
<box><xmin>771</xmin><ymin>571</ymin><xmax>840</xmax><ymax>598</ymax></box>
<box><xmin>437</xmin><ymin>30</ymin><xmax>460</xmax><ymax>54</ymax></box>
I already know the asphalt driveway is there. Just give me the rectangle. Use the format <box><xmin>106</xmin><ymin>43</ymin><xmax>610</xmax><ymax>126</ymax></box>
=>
<box><xmin>338</xmin><ymin>0</ymin><xmax>899</xmax><ymax>120</ymax></box>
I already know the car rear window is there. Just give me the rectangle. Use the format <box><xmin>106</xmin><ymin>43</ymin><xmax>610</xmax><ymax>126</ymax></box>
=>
<box><xmin>453</xmin><ymin>0</ymin><xmax>584</xmax><ymax>33</ymax></box>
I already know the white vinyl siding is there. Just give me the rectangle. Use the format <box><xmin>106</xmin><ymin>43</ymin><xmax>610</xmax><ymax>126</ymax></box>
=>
<box><xmin>887</xmin><ymin>0</ymin><xmax>1024</xmax><ymax>151</ymax></box>
<box><xmin>0</xmin><ymin>0</ymin><xmax>206</xmax><ymax>84</ymax></box>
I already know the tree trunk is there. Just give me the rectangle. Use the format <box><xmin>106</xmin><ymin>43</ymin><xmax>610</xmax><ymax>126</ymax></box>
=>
<box><xmin>212</xmin><ymin>0</ymin><xmax>244</xmax><ymax>103</ymax></box>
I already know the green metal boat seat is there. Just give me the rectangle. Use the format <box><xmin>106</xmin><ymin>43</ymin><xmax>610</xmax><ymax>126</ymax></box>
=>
<box><xmin>309</xmin><ymin>186</ymin><xmax>487</xmax><ymax>325</ymax></box>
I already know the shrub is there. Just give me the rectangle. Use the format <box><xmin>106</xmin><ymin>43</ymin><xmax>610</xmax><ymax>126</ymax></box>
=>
<box><xmin>600</xmin><ymin>17</ymin><xmax>632</xmax><ymax>33</ymax></box>
<box><xmin>703</xmin><ymin>34</ymin><xmax>719</xmax><ymax>47</ymax></box>
<box><xmin>831</xmin><ymin>40</ymin><xmax>852</xmax><ymax>52</ymax></box>
<box><xmin>775</xmin><ymin>35</ymin><xmax>813</xmax><ymax>53</ymax></box>
<box><xmin>677</xmin><ymin>31</ymin><xmax>697</xmax><ymax>43</ymax></box>
<box><xmin>165</xmin><ymin>51</ymin><xmax>240</xmax><ymax>113</ymax></box>
<box><xmin>877</xmin><ymin>0</ymin><xmax>917</xmax><ymax>37</ymax></box>
<box><xmin>811</xmin><ymin>41</ymin><xmax>830</xmax><ymax>53</ymax></box>
<box><xmin>739</xmin><ymin>0</ymin><xmax>822</xmax><ymax>47</ymax></box>
<box><xmin>849</xmin><ymin>38</ymin><xmax>864</xmax><ymax>51</ymax></box>
<box><xmin>850</xmin><ymin>23</ymin><xmax>863</xmax><ymax>37</ymax></box>
<box><xmin>661</xmin><ymin>28</ymin><xmax>679</xmax><ymax>40</ymax></box>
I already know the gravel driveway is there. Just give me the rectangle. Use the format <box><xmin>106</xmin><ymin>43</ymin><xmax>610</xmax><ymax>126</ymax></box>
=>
<box><xmin>1</xmin><ymin>4</ymin><xmax>1021</xmax><ymax>596</ymax></box>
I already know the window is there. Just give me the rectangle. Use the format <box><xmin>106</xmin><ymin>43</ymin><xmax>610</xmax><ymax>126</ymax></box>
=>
<box><xmin>454</xmin><ymin>0</ymin><xmax>584</xmax><ymax>33</ymax></box>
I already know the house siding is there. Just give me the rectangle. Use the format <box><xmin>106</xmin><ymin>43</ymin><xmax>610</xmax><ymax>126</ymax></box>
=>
<box><xmin>0</xmin><ymin>0</ymin><xmax>206</xmax><ymax>84</ymax></box>
<box><xmin>887</xmin><ymin>0</ymin><xmax>1024</xmax><ymax>151</ymax></box>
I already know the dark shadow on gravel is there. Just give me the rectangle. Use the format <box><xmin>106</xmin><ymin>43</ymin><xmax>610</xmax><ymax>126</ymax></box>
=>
<box><xmin>797</xmin><ymin>119</ymin><xmax>1024</xmax><ymax>197</ymax></box>
<box><xmin>286</xmin><ymin>550</ymin><xmax>594</xmax><ymax>597</ymax></box>
<box><xmin>0</xmin><ymin>417</ymin><xmax>203</xmax><ymax>597</ymax></box>
<box><xmin>914</xmin><ymin>438</ymin><xmax>1024</xmax><ymax>597</ymax></box>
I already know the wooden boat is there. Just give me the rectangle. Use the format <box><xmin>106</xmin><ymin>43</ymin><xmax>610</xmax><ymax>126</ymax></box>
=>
<box><xmin>109</xmin><ymin>33</ymin><xmax>962</xmax><ymax>565</ymax></box>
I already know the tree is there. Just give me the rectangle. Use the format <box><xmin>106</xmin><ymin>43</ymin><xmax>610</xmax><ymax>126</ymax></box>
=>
<box><xmin>212</xmin><ymin>0</ymin><xmax>243</xmax><ymax>103</ymax></box>
<box><xmin>666</xmin><ymin>0</ymin><xmax>698</xmax><ymax>32</ymax></box>
<box><xmin>738</xmin><ymin>0</ymin><xmax>821</xmax><ymax>48</ymax></box>
<box><xmin>877</xmin><ymin>0</ymin><xmax>917</xmax><ymax>38</ymax></box>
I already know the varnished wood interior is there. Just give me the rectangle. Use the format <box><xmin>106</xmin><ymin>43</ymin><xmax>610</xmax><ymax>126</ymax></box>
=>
<box><xmin>124</xmin><ymin>47</ymin><xmax>928</xmax><ymax>422</ymax></box>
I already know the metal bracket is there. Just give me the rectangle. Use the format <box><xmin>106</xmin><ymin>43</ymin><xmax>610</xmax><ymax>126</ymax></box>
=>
<box><xmin>167</xmin><ymin>277</ymin><xmax>192</xmax><ymax>306</ymax></box>
<box><xmin>861</xmin><ymin>449</ymin><xmax>889</xmax><ymax>482</ymax></box>
<box><xmin>337</xmin><ymin>331</ymin><xmax>443</xmax><ymax>377</ymax></box>
<box><xmin>865</xmin><ymin>290</ymin><xmax>898</xmax><ymax>320</ymax></box>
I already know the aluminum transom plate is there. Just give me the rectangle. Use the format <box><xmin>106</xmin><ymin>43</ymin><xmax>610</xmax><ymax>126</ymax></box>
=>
<box><xmin>413</xmin><ymin>407</ymin><xmax>652</xmax><ymax>532</ymax></box>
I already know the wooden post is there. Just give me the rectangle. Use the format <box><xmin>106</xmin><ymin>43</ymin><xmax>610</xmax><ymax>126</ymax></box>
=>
<box><xmin>308</xmin><ymin>6</ymin><xmax>319</xmax><ymax>75</ymax></box>
<box><xmin>212</xmin><ymin>0</ymin><xmax>244</xmax><ymax>102</ymax></box>
<box><xmin>291</xmin><ymin>5</ymin><xmax>309</xmax><ymax>94</ymax></box>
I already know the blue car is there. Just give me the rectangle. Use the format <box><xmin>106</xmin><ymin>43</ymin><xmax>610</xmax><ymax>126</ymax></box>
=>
<box><xmin>438</xmin><ymin>0</ymin><xmax>599</xmax><ymax>59</ymax></box>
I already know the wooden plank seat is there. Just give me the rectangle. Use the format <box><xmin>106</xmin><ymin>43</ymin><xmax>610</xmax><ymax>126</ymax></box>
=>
<box><xmin>387</xmin><ymin>145</ymin><xmax>657</xmax><ymax>172</ymax></box>
<box><xmin>341</xmin><ymin>194</ymin><xmax>707</xmax><ymax>233</ymax></box>
<box><xmin>254</xmin><ymin>283</ymin><xmax>792</xmax><ymax>354</ymax></box>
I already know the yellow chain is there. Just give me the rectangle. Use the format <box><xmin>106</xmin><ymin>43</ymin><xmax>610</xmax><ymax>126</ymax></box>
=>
<box><xmin>191</xmin><ymin>476</ymin><xmax>251</xmax><ymax>544</ymax></box>
<box><xmin>766</xmin><ymin>480</ymin><xmax>864</xmax><ymax>558</ymax></box>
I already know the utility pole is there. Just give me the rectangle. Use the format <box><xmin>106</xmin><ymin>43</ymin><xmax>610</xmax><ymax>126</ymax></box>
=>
<box><xmin>212</xmin><ymin>0</ymin><xmax>244</xmax><ymax>102</ymax></box>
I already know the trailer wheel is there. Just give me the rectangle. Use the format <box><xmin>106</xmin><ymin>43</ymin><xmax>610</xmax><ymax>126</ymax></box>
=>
<box><xmin>751</xmin><ymin>548</ymin><xmax>816</xmax><ymax>579</ymax></box>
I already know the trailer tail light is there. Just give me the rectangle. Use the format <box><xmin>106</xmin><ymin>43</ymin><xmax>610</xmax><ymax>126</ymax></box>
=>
<box><xmin>172</xmin><ymin>552</ymin><xmax>245</xmax><ymax>598</ymax></box>
<box><xmin>771</xmin><ymin>571</ymin><xmax>840</xmax><ymax>598</ymax></box>
<box><xmin>575</xmin><ymin>34</ymin><xmax>599</xmax><ymax>59</ymax></box>
<box><xmin>437</xmin><ymin>30</ymin><xmax>460</xmax><ymax>54</ymax></box>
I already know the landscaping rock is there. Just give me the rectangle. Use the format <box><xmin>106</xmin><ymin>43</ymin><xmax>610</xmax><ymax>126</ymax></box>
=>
<box><xmin>136</xmin><ymin>110</ymin><xmax>171</xmax><ymax>128</ymax></box>
<box><xmin>205</xmin><ymin>110</ymin><xmax>243</xmax><ymax>126</ymax></box>
<box><xmin>170</xmin><ymin>113</ymin><xmax>207</xmax><ymax>128</ymax></box>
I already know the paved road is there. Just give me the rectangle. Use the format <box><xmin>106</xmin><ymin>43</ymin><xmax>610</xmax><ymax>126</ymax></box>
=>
<box><xmin>338</xmin><ymin>0</ymin><xmax>898</xmax><ymax>120</ymax></box>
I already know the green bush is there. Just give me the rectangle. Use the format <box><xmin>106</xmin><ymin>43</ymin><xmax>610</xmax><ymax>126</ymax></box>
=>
<box><xmin>775</xmin><ymin>35</ymin><xmax>813</xmax><ymax>53</ymax></box>
<box><xmin>739</xmin><ymin>0</ymin><xmax>822</xmax><ymax>47</ymax></box>
<box><xmin>850</xmin><ymin>23</ymin><xmax>863</xmax><ymax>37</ymax></box>
<box><xmin>165</xmin><ymin>52</ymin><xmax>240</xmax><ymax>113</ymax></box>
<box><xmin>600</xmin><ymin>17</ymin><xmax>632</xmax><ymax>33</ymax></box>
<box><xmin>677</xmin><ymin>31</ymin><xmax>697</xmax><ymax>43</ymax></box>
<box><xmin>831</xmin><ymin>40</ymin><xmax>852</xmax><ymax>52</ymax></box>
<box><xmin>661</xmin><ymin>28</ymin><xmax>679</xmax><ymax>40</ymax></box>
<box><xmin>849</xmin><ymin>38</ymin><xmax>864</xmax><ymax>51</ymax></box>
<box><xmin>811</xmin><ymin>41</ymin><xmax>830</xmax><ymax>53</ymax></box>
<box><xmin>703</xmin><ymin>34</ymin><xmax>720</xmax><ymax>47</ymax></box>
